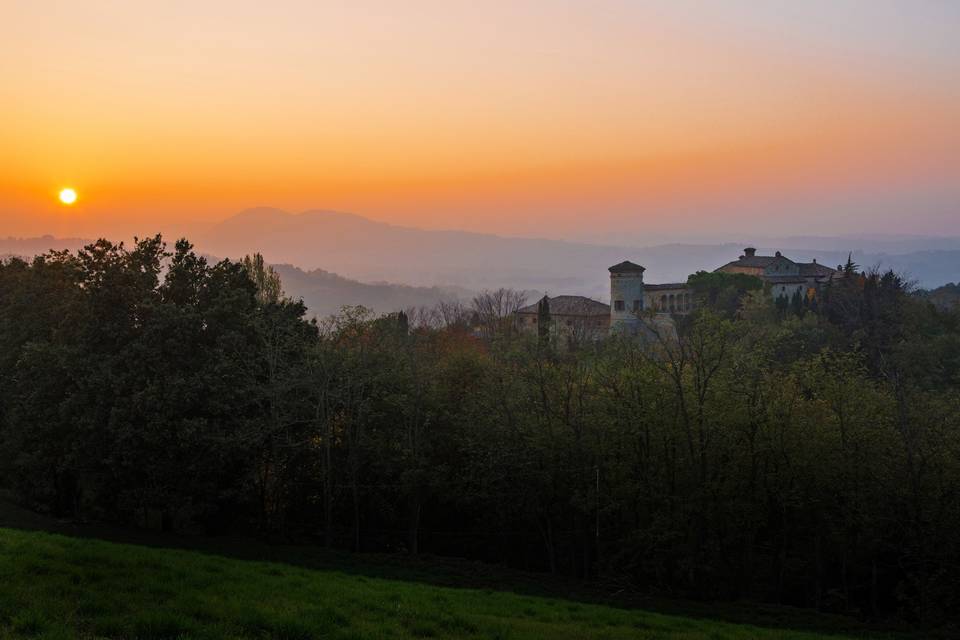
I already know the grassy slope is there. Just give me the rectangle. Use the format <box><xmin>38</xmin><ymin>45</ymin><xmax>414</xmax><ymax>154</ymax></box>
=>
<box><xmin>0</xmin><ymin>528</ymin><xmax>872</xmax><ymax>640</ymax></box>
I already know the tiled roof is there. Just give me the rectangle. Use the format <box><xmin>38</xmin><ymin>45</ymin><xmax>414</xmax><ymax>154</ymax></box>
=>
<box><xmin>608</xmin><ymin>260</ymin><xmax>645</xmax><ymax>273</ymax></box>
<box><xmin>517</xmin><ymin>295</ymin><xmax>610</xmax><ymax>316</ymax></box>
<box><xmin>717</xmin><ymin>256</ymin><xmax>778</xmax><ymax>270</ymax></box>
<box><xmin>798</xmin><ymin>262</ymin><xmax>837</xmax><ymax>277</ymax></box>
<box><xmin>719</xmin><ymin>252</ymin><xmax>837</xmax><ymax>280</ymax></box>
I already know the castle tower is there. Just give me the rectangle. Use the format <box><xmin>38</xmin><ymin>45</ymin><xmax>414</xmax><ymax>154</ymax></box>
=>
<box><xmin>608</xmin><ymin>261</ymin><xmax>645</xmax><ymax>333</ymax></box>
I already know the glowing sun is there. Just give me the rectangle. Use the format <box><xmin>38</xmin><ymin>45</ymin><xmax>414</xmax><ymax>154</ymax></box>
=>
<box><xmin>59</xmin><ymin>188</ymin><xmax>78</xmax><ymax>205</ymax></box>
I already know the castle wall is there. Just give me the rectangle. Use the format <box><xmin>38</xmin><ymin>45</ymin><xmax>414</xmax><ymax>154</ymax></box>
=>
<box><xmin>770</xmin><ymin>282</ymin><xmax>806</xmax><ymax>301</ymax></box>
<box><xmin>517</xmin><ymin>312</ymin><xmax>609</xmax><ymax>335</ymax></box>
<box><xmin>717</xmin><ymin>265</ymin><xmax>764</xmax><ymax>276</ymax></box>
<box><xmin>645</xmin><ymin>288</ymin><xmax>693</xmax><ymax>314</ymax></box>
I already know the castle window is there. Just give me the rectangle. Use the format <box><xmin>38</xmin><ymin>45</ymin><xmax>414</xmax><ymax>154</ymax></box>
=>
<box><xmin>632</xmin><ymin>299</ymin><xmax>640</xmax><ymax>311</ymax></box>
<box><xmin>614</xmin><ymin>300</ymin><xmax>624</xmax><ymax>311</ymax></box>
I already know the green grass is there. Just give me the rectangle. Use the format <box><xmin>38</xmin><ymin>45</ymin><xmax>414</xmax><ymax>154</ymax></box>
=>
<box><xmin>0</xmin><ymin>527</ymin><xmax>876</xmax><ymax>640</ymax></box>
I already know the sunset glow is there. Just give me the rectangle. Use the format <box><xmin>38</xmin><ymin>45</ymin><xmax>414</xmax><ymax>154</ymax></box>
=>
<box><xmin>3</xmin><ymin>1</ymin><xmax>960</xmax><ymax>240</ymax></box>
<box><xmin>58</xmin><ymin>188</ymin><xmax>77</xmax><ymax>206</ymax></box>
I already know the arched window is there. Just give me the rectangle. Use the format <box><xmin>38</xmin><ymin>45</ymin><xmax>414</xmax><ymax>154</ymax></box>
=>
<box><xmin>669</xmin><ymin>294</ymin><xmax>675</xmax><ymax>312</ymax></box>
<box><xmin>660</xmin><ymin>294</ymin><xmax>667</xmax><ymax>310</ymax></box>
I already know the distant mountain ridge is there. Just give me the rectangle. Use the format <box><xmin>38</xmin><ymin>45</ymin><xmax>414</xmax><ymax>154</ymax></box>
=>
<box><xmin>4</xmin><ymin>215</ymin><xmax>958</xmax><ymax>309</ymax></box>
<box><xmin>0</xmin><ymin>234</ymin><xmax>479</xmax><ymax>317</ymax></box>
<box><xmin>270</xmin><ymin>264</ymin><xmax>477</xmax><ymax>318</ymax></box>
<box><xmin>203</xmin><ymin>208</ymin><xmax>960</xmax><ymax>293</ymax></box>
<box><xmin>0</xmin><ymin>235</ymin><xmax>90</xmax><ymax>255</ymax></box>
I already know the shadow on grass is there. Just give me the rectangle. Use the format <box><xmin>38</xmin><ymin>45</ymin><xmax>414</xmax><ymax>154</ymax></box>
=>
<box><xmin>0</xmin><ymin>498</ymin><xmax>922</xmax><ymax>639</ymax></box>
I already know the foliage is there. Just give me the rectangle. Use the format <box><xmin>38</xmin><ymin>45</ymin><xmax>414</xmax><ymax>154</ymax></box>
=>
<box><xmin>915</xmin><ymin>282</ymin><xmax>960</xmax><ymax>312</ymax></box>
<box><xmin>470</xmin><ymin>287</ymin><xmax>527</xmax><ymax>339</ymax></box>
<box><xmin>243</xmin><ymin>252</ymin><xmax>285</xmax><ymax>305</ymax></box>
<box><xmin>686</xmin><ymin>271</ymin><xmax>764</xmax><ymax>317</ymax></box>
<box><xmin>1</xmin><ymin>237</ymin><xmax>959</xmax><ymax>629</ymax></box>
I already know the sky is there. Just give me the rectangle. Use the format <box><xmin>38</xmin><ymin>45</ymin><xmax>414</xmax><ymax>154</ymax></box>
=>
<box><xmin>3</xmin><ymin>0</ymin><xmax>959</xmax><ymax>242</ymax></box>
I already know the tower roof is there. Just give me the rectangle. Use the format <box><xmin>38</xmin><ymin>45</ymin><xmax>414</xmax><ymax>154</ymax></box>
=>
<box><xmin>608</xmin><ymin>260</ymin><xmax>645</xmax><ymax>273</ymax></box>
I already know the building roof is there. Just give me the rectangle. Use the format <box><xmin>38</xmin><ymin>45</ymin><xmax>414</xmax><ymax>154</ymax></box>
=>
<box><xmin>517</xmin><ymin>295</ymin><xmax>610</xmax><ymax>316</ymax></box>
<box><xmin>798</xmin><ymin>261</ymin><xmax>837</xmax><ymax>277</ymax></box>
<box><xmin>717</xmin><ymin>251</ymin><xmax>837</xmax><ymax>279</ymax></box>
<box><xmin>717</xmin><ymin>255</ymin><xmax>778</xmax><ymax>270</ymax></box>
<box><xmin>644</xmin><ymin>282</ymin><xmax>689</xmax><ymax>291</ymax></box>
<box><xmin>608</xmin><ymin>260</ymin><xmax>645</xmax><ymax>273</ymax></box>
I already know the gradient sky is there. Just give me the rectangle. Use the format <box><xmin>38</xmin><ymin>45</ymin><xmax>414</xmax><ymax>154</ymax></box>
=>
<box><xmin>3</xmin><ymin>1</ymin><xmax>959</xmax><ymax>241</ymax></box>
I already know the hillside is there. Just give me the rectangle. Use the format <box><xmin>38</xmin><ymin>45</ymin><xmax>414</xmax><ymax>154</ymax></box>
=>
<box><xmin>271</xmin><ymin>264</ymin><xmax>478</xmax><ymax>317</ymax></box>
<box><xmin>0</xmin><ymin>527</ymin><xmax>874</xmax><ymax>640</ymax></box>
<box><xmin>0</xmin><ymin>235</ymin><xmax>89</xmax><ymax>255</ymax></box>
<box><xmin>201</xmin><ymin>207</ymin><xmax>643</xmax><ymax>296</ymax></box>
<box><xmin>918</xmin><ymin>282</ymin><xmax>960</xmax><ymax>311</ymax></box>
<box><xmin>202</xmin><ymin>208</ymin><xmax>960</xmax><ymax>294</ymax></box>
<box><xmin>3</xmin><ymin>226</ymin><xmax>957</xmax><ymax>306</ymax></box>
<box><xmin>0</xmin><ymin>237</ymin><xmax>482</xmax><ymax>318</ymax></box>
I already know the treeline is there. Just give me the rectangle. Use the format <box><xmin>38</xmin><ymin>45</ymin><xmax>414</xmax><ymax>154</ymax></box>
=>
<box><xmin>1</xmin><ymin>237</ymin><xmax>959</xmax><ymax>625</ymax></box>
<box><xmin>917</xmin><ymin>281</ymin><xmax>960</xmax><ymax>312</ymax></box>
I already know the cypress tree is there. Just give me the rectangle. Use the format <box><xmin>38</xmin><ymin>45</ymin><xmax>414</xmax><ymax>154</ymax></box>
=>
<box><xmin>537</xmin><ymin>295</ymin><xmax>551</xmax><ymax>344</ymax></box>
<box><xmin>791</xmin><ymin>288</ymin><xmax>804</xmax><ymax>316</ymax></box>
<box><xmin>775</xmin><ymin>294</ymin><xmax>789</xmax><ymax>316</ymax></box>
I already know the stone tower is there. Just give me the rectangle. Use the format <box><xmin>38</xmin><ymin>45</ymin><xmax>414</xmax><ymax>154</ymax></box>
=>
<box><xmin>608</xmin><ymin>261</ymin><xmax>645</xmax><ymax>333</ymax></box>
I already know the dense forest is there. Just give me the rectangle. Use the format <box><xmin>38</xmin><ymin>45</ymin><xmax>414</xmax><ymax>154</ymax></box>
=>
<box><xmin>1</xmin><ymin>236</ymin><xmax>958</xmax><ymax>626</ymax></box>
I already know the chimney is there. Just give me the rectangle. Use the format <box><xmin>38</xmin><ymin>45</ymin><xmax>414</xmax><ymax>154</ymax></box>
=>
<box><xmin>744</xmin><ymin>247</ymin><xmax>756</xmax><ymax>257</ymax></box>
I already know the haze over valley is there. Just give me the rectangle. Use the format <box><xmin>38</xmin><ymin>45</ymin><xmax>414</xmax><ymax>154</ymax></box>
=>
<box><xmin>7</xmin><ymin>2</ymin><xmax>960</xmax><ymax>636</ymax></box>
<box><xmin>5</xmin><ymin>208</ymin><xmax>958</xmax><ymax>316</ymax></box>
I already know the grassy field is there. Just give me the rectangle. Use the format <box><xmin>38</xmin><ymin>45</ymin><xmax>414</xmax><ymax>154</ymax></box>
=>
<box><xmin>0</xmin><ymin>527</ymin><xmax>881</xmax><ymax>640</ymax></box>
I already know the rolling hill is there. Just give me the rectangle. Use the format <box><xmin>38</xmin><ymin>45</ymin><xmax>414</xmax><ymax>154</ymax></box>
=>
<box><xmin>271</xmin><ymin>263</ymin><xmax>478</xmax><ymax>318</ymax></box>
<box><xmin>0</xmin><ymin>235</ymin><xmax>483</xmax><ymax>317</ymax></box>
<box><xmin>202</xmin><ymin>208</ymin><xmax>960</xmax><ymax>295</ymax></box>
<box><xmin>3</xmin><ymin>216</ymin><xmax>958</xmax><ymax>312</ymax></box>
<box><xmin>0</xmin><ymin>527</ymin><xmax>875</xmax><ymax>640</ymax></box>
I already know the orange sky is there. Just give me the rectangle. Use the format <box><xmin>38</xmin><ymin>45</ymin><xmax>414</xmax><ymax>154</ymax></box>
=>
<box><xmin>3</xmin><ymin>1</ymin><xmax>959</xmax><ymax>241</ymax></box>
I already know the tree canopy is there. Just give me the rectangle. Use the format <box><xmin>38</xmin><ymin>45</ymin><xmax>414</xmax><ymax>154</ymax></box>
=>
<box><xmin>1</xmin><ymin>238</ymin><xmax>959</xmax><ymax>627</ymax></box>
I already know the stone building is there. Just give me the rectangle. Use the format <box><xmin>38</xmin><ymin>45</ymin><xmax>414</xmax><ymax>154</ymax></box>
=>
<box><xmin>715</xmin><ymin>247</ymin><xmax>837</xmax><ymax>301</ymax></box>
<box><xmin>607</xmin><ymin>260</ymin><xmax>694</xmax><ymax>335</ymax></box>
<box><xmin>644</xmin><ymin>284</ymin><xmax>694</xmax><ymax>314</ymax></box>
<box><xmin>515</xmin><ymin>248</ymin><xmax>837</xmax><ymax>339</ymax></box>
<box><xmin>515</xmin><ymin>295</ymin><xmax>611</xmax><ymax>342</ymax></box>
<box><xmin>608</xmin><ymin>260</ymin><xmax>647</xmax><ymax>333</ymax></box>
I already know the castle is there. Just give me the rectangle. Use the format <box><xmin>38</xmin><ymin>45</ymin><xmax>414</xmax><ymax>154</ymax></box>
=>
<box><xmin>516</xmin><ymin>248</ymin><xmax>838</xmax><ymax>337</ymax></box>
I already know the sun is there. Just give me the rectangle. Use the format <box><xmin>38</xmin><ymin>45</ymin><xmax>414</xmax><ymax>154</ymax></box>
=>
<box><xmin>59</xmin><ymin>188</ymin><xmax>78</xmax><ymax>205</ymax></box>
